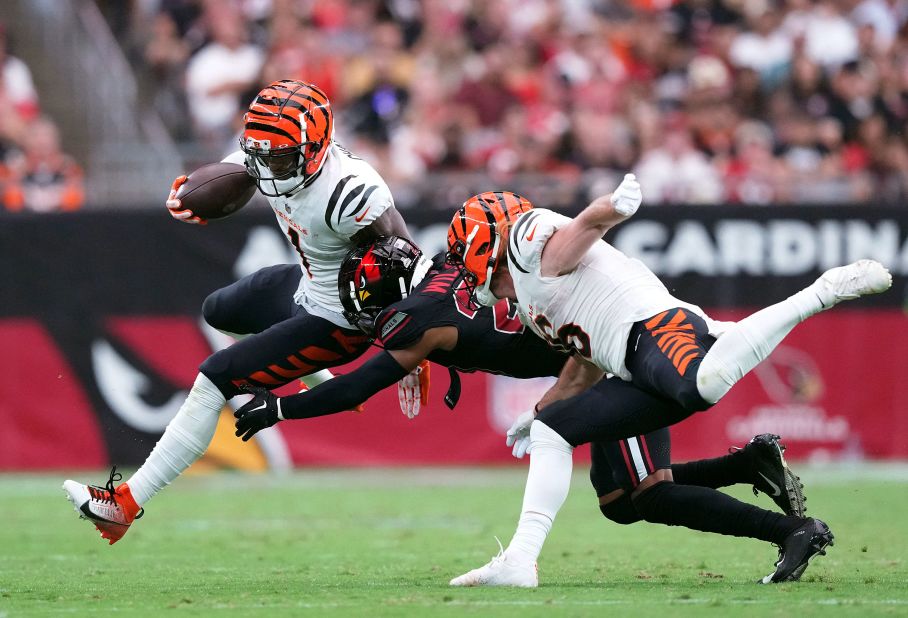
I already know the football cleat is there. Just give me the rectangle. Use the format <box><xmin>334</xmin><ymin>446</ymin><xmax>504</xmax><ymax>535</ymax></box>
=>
<box><xmin>449</xmin><ymin>539</ymin><xmax>538</xmax><ymax>588</ymax></box>
<box><xmin>761</xmin><ymin>518</ymin><xmax>834</xmax><ymax>584</ymax></box>
<box><xmin>63</xmin><ymin>466</ymin><xmax>143</xmax><ymax>545</ymax></box>
<box><xmin>734</xmin><ymin>434</ymin><xmax>806</xmax><ymax>517</ymax></box>
<box><xmin>814</xmin><ymin>259</ymin><xmax>891</xmax><ymax>309</ymax></box>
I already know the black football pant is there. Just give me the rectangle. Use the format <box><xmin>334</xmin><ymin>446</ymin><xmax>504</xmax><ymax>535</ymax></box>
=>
<box><xmin>535</xmin><ymin>307</ymin><xmax>716</xmax><ymax>446</ymax></box>
<box><xmin>198</xmin><ymin>264</ymin><xmax>371</xmax><ymax>399</ymax></box>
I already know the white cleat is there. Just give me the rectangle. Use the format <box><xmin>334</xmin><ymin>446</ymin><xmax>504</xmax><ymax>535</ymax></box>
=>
<box><xmin>814</xmin><ymin>259</ymin><xmax>892</xmax><ymax>308</ymax></box>
<box><xmin>449</xmin><ymin>541</ymin><xmax>538</xmax><ymax>588</ymax></box>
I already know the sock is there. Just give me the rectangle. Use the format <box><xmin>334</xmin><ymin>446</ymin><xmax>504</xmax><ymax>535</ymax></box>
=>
<box><xmin>632</xmin><ymin>482</ymin><xmax>802</xmax><ymax>544</ymax></box>
<box><xmin>671</xmin><ymin>449</ymin><xmax>751</xmax><ymax>489</ymax></box>
<box><xmin>505</xmin><ymin>421</ymin><xmax>574</xmax><ymax>565</ymax></box>
<box><xmin>300</xmin><ymin>369</ymin><xmax>334</xmax><ymax>388</ymax></box>
<box><xmin>696</xmin><ymin>286</ymin><xmax>825</xmax><ymax>404</ymax></box>
<box><xmin>126</xmin><ymin>373</ymin><xmax>225</xmax><ymax>506</ymax></box>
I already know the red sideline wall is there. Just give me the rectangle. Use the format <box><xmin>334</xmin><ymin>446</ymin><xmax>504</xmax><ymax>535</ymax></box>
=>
<box><xmin>1</xmin><ymin>206</ymin><xmax>906</xmax><ymax>468</ymax></box>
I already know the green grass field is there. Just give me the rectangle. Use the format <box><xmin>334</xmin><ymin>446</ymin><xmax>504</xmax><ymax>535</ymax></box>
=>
<box><xmin>2</xmin><ymin>465</ymin><xmax>907</xmax><ymax>617</ymax></box>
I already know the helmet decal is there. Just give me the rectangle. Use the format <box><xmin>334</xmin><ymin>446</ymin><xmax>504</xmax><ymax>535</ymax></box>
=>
<box><xmin>338</xmin><ymin>237</ymin><xmax>425</xmax><ymax>335</ymax></box>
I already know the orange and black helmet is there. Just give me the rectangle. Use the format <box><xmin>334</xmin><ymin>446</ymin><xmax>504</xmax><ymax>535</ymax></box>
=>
<box><xmin>240</xmin><ymin>79</ymin><xmax>333</xmax><ymax>197</ymax></box>
<box><xmin>446</xmin><ymin>191</ymin><xmax>533</xmax><ymax>306</ymax></box>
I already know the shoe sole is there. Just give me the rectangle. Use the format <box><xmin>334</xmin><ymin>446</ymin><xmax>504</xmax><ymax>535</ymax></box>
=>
<box><xmin>752</xmin><ymin>435</ymin><xmax>807</xmax><ymax>517</ymax></box>
<box><xmin>775</xmin><ymin>438</ymin><xmax>807</xmax><ymax>518</ymax></box>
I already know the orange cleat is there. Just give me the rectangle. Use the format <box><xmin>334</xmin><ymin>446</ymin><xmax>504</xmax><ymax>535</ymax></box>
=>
<box><xmin>63</xmin><ymin>467</ymin><xmax>143</xmax><ymax>545</ymax></box>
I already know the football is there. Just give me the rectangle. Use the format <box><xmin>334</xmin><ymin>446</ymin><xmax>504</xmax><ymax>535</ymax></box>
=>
<box><xmin>176</xmin><ymin>162</ymin><xmax>257</xmax><ymax>220</ymax></box>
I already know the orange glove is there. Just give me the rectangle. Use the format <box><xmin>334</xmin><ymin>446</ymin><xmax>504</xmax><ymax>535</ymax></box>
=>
<box><xmin>398</xmin><ymin>360</ymin><xmax>431</xmax><ymax>419</ymax></box>
<box><xmin>165</xmin><ymin>175</ymin><xmax>207</xmax><ymax>225</ymax></box>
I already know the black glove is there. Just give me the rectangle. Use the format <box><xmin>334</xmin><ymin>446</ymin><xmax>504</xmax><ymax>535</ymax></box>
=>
<box><xmin>234</xmin><ymin>387</ymin><xmax>282</xmax><ymax>442</ymax></box>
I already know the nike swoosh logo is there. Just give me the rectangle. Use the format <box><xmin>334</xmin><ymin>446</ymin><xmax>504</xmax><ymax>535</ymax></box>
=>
<box><xmin>354</xmin><ymin>206</ymin><xmax>371</xmax><ymax>222</ymax></box>
<box><xmin>526</xmin><ymin>224</ymin><xmax>538</xmax><ymax>241</ymax></box>
<box><xmin>758</xmin><ymin>472</ymin><xmax>782</xmax><ymax>496</ymax></box>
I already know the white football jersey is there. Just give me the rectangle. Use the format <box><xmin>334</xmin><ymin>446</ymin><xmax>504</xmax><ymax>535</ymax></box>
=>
<box><xmin>507</xmin><ymin>208</ymin><xmax>711</xmax><ymax>380</ymax></box>
<box><xmin>223</xmin><ymin>143</ymin><xmax>394</xmax><ymax>327</ymax></box>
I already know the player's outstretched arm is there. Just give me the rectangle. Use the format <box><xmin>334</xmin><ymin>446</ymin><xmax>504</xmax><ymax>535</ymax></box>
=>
<box><xmin>232</xmin><ymin>327</ymin><xmax>453</xmax><ymax>440</ymax></box>
<box><xmin>540</xmin><ymin>173</ymin><xmax>641</xmax><ymax>277</ymax></box>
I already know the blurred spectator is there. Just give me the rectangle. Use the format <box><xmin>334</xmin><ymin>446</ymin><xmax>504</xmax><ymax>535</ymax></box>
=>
<box><xmin>3</xmin><ymin>117</ymin><xmax>84</xmax><ymax>213</ymax></box>
<box><xmin>0</xmin><ymin>26</ymin><xmax>39</xmax><ymax>122</ymax></box>
<box><xmin>0</xmin><ymin>25</ymin><xmax>39</xmax><ymax>156</ymax></box>
<box><xmin>143</xmin><ymin>11</ymin><xmax>191</xmax><ymax>135</ymax></box>
<box><xmin>728</xmin><ymin>5</ymin><xmax>792</xmax><ymax>86</ymax></box>
<box><xmin>185</xmin><ymin>6</ymin><xmax>264</xmax><ymax>152</ymax></box>
<box><xmin>634</xmin><ymin>117</ymin><xmax>724</xmax><ymax>203</ymax></box>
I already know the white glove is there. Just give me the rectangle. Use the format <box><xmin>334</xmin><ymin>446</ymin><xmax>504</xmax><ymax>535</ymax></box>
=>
<box><xmin>610</xmin><ymin>173</ymin><xmax>642</xmax><ymax>217</ymax></box>
<box><xmin>398</xmin><ymin>360</ymin><xmax>430</xmax><ymax>419</ymax></box>
<box><xmin>505</xmin><ymin>410</ymin><xmax>535</xmax><ymax>459</ymax></box>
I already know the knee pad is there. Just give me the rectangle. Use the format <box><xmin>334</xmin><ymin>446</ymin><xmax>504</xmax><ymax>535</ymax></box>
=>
<box><xmin>529</xmin><ymin>420</ymin><xmax>573</xmax><ymax>455</ymax></box>
<box><xmin>599</xmin><ymin>494</ymin><xmax>640</xmax><ymax>525</ymax></box>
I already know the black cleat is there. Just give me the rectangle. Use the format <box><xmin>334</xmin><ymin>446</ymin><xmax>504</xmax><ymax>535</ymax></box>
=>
<box><xmin>735</xmin><ymin>434</ymin><xmax>806</xmax><ymax>517</ymax></box>
<box><xmin>761</xmin><ymin>518</ymin><xmax>834</xmax><ymax>584</ymax></box>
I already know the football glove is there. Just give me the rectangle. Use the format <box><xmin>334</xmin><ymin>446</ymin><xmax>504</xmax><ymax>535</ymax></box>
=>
<box><xmin>610</xmin><ymin>173</ymin><xmax>642</xmax><ymax>217</ymax></box>
<box><xmin>234</xmin><ymin>387</ymin><xmax>283</xmax><ymax>441</ymax></box>
<box><xmin>505</xmin><ymin>410</ymin><xmax>535</xmax><ymax>459</ymax></box>
<box><xmin>166</xmin><ymin>174</ymin><xmax>207</xmax><ymax>225</ymax></box>
<box><xmin>398</xmin><ymin>360</ymin><xmax>431</xmax><ymax>419</ymax></box>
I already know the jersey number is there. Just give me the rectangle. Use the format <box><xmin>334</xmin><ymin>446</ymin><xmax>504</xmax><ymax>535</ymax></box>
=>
<box><xmin>286</xmin><ymin>228</ymin><xmax>313</xmax><ymax>278</ymax></box>
<box><xmin>533</xmin><ymin>315</ymin><xmax>592</xmax><ymax>358</ymax></box>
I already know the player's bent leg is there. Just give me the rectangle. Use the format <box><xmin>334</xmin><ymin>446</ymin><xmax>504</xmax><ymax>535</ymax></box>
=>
<box><xmin>671</xmin><ymin>434</ymin><xmax>806</xmax><ymax>516</ymax></box>
<box><xmin>630</xmin><ymin>479</ymin><xmax>829</xmax><ymax>580</ymax></box>
<box><xmin>63</xmin><ymin>467</ymin><xmax>143</xmax><ymax>545</ymax></box>
<box><xmin>695</xmin><ymin>260</ymin><xmax>891</xmax><ymax>405</ymax></box>
<box><xmin>199</xmin><ymin>310</ymin><xmax>370</xmax><ymax>398</ymax></box>
<box><xmin>590</xmin><ymin>441</ymin><xmax>643</xmax><ymax>525</ymax></box>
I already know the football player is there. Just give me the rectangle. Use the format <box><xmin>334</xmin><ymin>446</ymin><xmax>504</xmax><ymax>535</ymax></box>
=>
<box><xmin>62</xmin><ymin>80</ymin><xmax>418</xmax><ymax>544</ymax></box>
<box><xmin>443</xmin><ymin>178</ymin><xmax>891</xmax><ymax>586</ymax></box>
<box><xmin>232</xmin><ymin>233</ymin><xmax>809</xmax><ymax>577</ymax></box>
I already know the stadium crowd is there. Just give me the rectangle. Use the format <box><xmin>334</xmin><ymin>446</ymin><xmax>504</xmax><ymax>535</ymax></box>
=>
<box><xmin>103</xmin><ymin>0</ymin><xmax>908</xmax><ymax>205</ymax></box>
<box><xmin>0</xmin><ymin>24</ymin><xmax>84</xmax><ymax>213</ymax></box>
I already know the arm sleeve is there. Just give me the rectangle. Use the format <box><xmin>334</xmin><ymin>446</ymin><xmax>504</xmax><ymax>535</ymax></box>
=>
<box><xmin>279</xmin><ymin>351</ymin><xmax>409</xmax><ymax>420</ymax></box>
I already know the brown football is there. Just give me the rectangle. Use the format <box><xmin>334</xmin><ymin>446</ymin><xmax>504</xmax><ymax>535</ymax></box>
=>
<box><xmin>176</xmin><ymin>162</ymin><xmax>257</xmax><ymax>220</ymax></box>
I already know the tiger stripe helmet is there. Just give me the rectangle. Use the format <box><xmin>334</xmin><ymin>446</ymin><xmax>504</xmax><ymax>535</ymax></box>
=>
<box><xmin>445</xmin><ymin>191</ymin><xmax>533</xmax><ymax>307</ymax></box>
<box><xmin>240</xmin><ymin>79</ymin><xmax>333</xmax><ymax>197</ymax></box>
